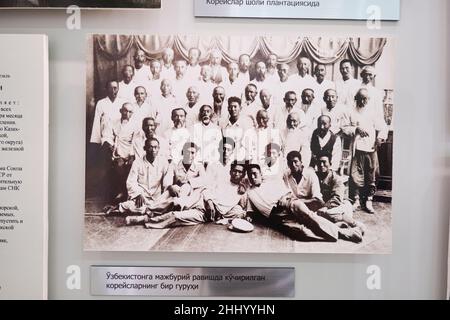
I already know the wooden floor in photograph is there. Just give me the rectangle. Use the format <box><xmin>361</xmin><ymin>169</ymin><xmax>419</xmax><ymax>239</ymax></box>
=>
<box><xmin>84</xmin><ymin>199</ymin><xmax>392</xmax><ymax>254</ymax></box>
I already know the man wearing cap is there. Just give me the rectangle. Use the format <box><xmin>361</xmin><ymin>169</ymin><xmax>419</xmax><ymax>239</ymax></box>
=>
<box><xmin>360</xmin><ymin>65</ymin><xmax>386</xmax><ymax>122</ymax></box>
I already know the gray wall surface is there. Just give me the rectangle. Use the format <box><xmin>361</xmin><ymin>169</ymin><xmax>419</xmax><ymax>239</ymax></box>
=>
<box><xmin>0</xmin><ymin>0</ymin><xmax>448</xmax><ymax>299</ymax></box>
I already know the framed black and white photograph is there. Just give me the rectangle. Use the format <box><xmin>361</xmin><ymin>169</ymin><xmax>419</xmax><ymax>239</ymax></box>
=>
<box><xmin>84</xmin><ymin>34</ymin><xmax>395</xmax><ymax>253</ymax></box>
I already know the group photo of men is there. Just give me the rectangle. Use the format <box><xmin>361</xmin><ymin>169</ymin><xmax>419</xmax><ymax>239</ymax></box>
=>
<box><xmin>84</xmin><ymin>34</ymin><xmax>394</xmax><ymax>253</ymax></box>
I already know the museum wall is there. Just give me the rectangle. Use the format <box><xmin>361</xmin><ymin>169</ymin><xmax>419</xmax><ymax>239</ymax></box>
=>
<box><xmin>0</xmin><ymin>0</ymin><xmax>448</xmax><ymax>299</ymax></box>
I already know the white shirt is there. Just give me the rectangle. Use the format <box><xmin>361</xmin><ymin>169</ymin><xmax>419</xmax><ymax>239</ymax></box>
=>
<box><xmin>223</xmin><ymin>76</ymin><xmax>246</xmax><ymax>99</ymax></box>
<box><xmin>190</xmin><ymin>122</ymin><xmax>223</xmax><ymax>164</ymax></box>
<box><xmin>315</xmin><ymin>79</ymin><xmax>336</xmax><ymax>102</ymax></box>
<box><xmin>273</xmin><ymin>105</ymin><xmax>306</xmax><ymax>131</ymax></box>
<box><xmin>283</xmin><ymin>167</ymin><xmax>323</xmax><ymax>200</ymax></box>
<box><xmin>250</xmin><ymin>77</ymin><xmax>277</xmax><ymax>93</ymax></box>
<box><xmin>102</xmin><ymin>118</ymin><xmax>136</xmax><ymax>159</ymax></box>
<box><xmin>118</xmin><ymin>80</ymin><xmax>137</xmax><ymax>102</ymax></box>
<box><xmin>145</xmin><ymin>78</ymin><xmax>162</xmax><ymax>99</ymax></box>
<box><xmin>172</xmin><ymin>76</ymin><xmax>191</xmax><ymax>102</ymax></box>
<box><xmin>210</xmin><ymin>65</ymin><xmax>228</xmax><ymax>85</ymax></box>
<box><xmin>126</xmin><ymin>155</ymin><xmax>171</xmax><ymax>200</ymax></box>
<box><xmin>221</xmin><ymin>116</ymin><xmax>254</xmax><ymax>161</ymax></box>
<box><xmin>132</xmin><ymin>101</ymin><xmax>158</xmax><ymax>131</ymax></box>
<box><xmin>90</xmin><ymin>97</ymin><xmax>125</xmax><ymax>144</ymax></box>
<box><xmin>342</xmin><ymin>104</ymin><xmax>388</xmax><ymax>152</ymax></box>
<box><xmin>281</xmin><ymin>126</ymin><xmax>312</xmax><ymax>166</ymax></box>
<box><xmin>134</xmin><ymin>64</ymin><xmax>152</xmax><ymax>87</ymax></box>
<box><xmin>299</xmin><ymin>102</ymin><xmax>322</xmax><ymax>130</ymax></box>
<box><xmin>336</xmin><ymin>78</ymin><xmax>360</xmax><ymax>110</ymax></box>
<box><xmin>291</xmin><ymin>74</ymin><xmax>317</xmax><ymax>99</ymax></box>
<box><xmin>321</xmin><ymin>103</ymin><xmax>349</xmax><ymax>134</ymax></box>
<box><xmin>132</xmin><ymin>131</ymin><xmax>168</xmax><ymax>160</ymax></box>
<box><xmin>242</xmin><ymin>127</ymin><xmax>283</xmax><ymax>163</ymax></box>
<box><xmin>184</xmin><ymin>102</ymin><xmax>203</xmax><ymax>128</ymax></box>
<box><xmin>164</xmin><ymin>126</ymin><xmax>191</xmax><ymax>164</ymax></box>
<box><xmin>186</xmin><ymin>64</ymin><xmax>202</xmax><ymax>82</ymax></box>
<box><xmin>247</xmin><ymin>179</ymin><xmax>290</xmax><ymax>218</ymax></box>
<box><xmin>160</xmin><ymin>64</ymin><xmax>175</xmax><ymax>81</ymax></box>
<box><xmin>274</xmin><ymin>77</ymin><xmax>298</xmax><ymax>106</ymax></box>
<box><xmin>154</xmin><ymin>94</ymin><xmax>179</xmax><ymax>134</ymax></box>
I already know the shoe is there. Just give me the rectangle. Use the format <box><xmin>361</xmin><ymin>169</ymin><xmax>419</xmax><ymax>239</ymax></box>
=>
<box><xmin>145</xmin><ymin>213</ymin><xmax>176</xmax><ymax>229</ymax></box>
<box><xmin>364</xmin><ymin>199</ymin><xmax>375</xmax><ymax>214</ymax></box>
<box><xmin>339</xmin><ymin>227</ymin><xmax>363</xmax><ymax>243</ymax></box>
<box><xmin>335</xmin><ymin>221</ymin><xmax>350</xmax><ymax>229</ymax></box>
<box><xmin>125</xmin><ymin>215</ymin><xmax>149</xmax><ymax>226</ymax></box>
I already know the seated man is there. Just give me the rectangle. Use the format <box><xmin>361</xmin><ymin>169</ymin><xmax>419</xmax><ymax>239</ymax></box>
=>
<box><xmin>246</xmin><ymin>164</ymin><xmax>363</xmax><ymax>243</ymax></box>
<box><xmin>124</xmin><ymin>141</ymin><xmax>207</xmax><ymax>225</ymax></box>
<box><xmin>136</xmin><ymin>161</ymin><xmax>248</xmax><ymax>229</ymax></box>
<box><xmin>105</xmin><ymin>137</ymin><xmax>171</xmax><ymax>215</ymax></box>
<box><xmin>310</xmin><ymin>115</ymin><xmax>342</xmax><ymax>172</ymax></box>
<box><xmin>315</xmin><ymin>152</ymin><xmax>366</xmax><ymax>233</ymax></box>
<box><xmin>283</xmin><ymin>151</ymin><xmax>323</xmax><ymax>212</ymax></box>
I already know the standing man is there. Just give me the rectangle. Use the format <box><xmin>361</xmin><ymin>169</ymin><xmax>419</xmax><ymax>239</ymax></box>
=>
<box><xmin>291</xmin><ymin>56</ymin><xmax>317</xmax><ymax>98</ymax></box>
<box><xmin>314</xmin><ymin>64</ymin><xmax>336</xmax><ymax>102</ymax></box>
<box><xmin>273</xmin><ymin>91</ymin><xmax>306</xmax><ymax>130</ymax></box>
<box><xmin>299</xmin><ymin>88</ymin><xmax>322</xmax><ymax>130</ymax></box>
<box><xmin>321</xmin><ymin>89</ymin><xmax>348</xmax><ymax>134</ymax></box>
<box><xmin>342</xmin><ymin>88</ymin><xmax>388</xmax><ymax>213</ymax></box>
<box><xmin>221</xmin><ymin>96</ymin><xmax>254</xmax><ymax>161</ymax></box>
<box><xmin>118</xmin><ymin>64</ymin><xmax>137</xmax><ymax>102</ymax></box>
<box><xmin>186</xmin><ymin>47</ymin><xmax>202</xmax><ymax>82</ymax></box>
<box><xmin>335</xmin><ymin>59</ymin><xmax>360</xmax><ymax>110</ymax></box>
<box><xmin>238</xmin><ymin>53</ymin><xmax>251</xmax><ymax>83</ymax></box>
<box><xmin>191</xmin><ymin>104</ymin><xmax>223</xmax><ymax>166</ymax></box>
<box><xmin>281</xmin><ymin>112</ymin><xmax>311</xmax><ymax>167</ymax></box>
<box><xmin>160</xmin><ymin>47</ymin><xmax>175</xmax><ymax>81</ymax></box>
<box><xmin>133</xmin><ymin>49</ymin><xmax>152</xmax><ymax>87</ymax></box>
<box><xmin>90</xmin><ymin>79</ymin><xmax>124</xmax><ymax>145</ymax></box>
<box><xmin>209</xmin><ymin>49</ymin><xmax>228</xmax><ymax>85</ymax></box>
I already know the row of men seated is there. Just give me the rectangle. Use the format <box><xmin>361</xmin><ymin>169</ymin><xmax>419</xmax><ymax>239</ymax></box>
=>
<box><xmin>98</xmin><ymin>87</ymin><xmax>387</xmax><ymax>215</ymax></box>
<box><xmin>104</xmin><ymin>136</ymin><xmax>367</xmax><ymax>244</ymax></box>
<box><xmin>90</xmin><ymin>51</ymin><xmax>385</xmax><ymax>146</ymax></box>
